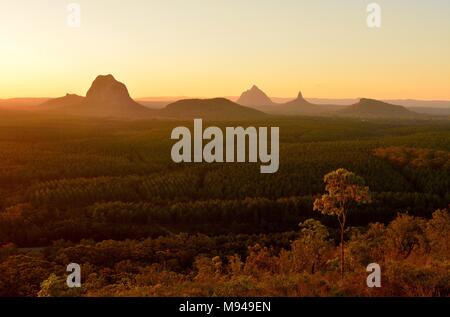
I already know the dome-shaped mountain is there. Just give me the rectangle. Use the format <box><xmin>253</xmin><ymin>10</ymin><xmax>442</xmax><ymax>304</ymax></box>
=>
<box><xmin>159</xmin><ymin>98</ymin><xmax>267</xmax><ymax>120</ymax></box>
<box><xmin>41</xmin><ymin>75</ymin><xmax>153</xmax><ymax>118</ymax></box>
<box><xmin>86</xmin><ymin>74</ymin><xmax>132</xmax><ymax>104</ymax></box>
<box><xmin>338</xmin><ymin>98</ymin><xmax>421</xmax><ymax>119</ymax></box>
<box><xmin>237</xmin><ymin>85</ymin><xmax>275</xmax><ymax>106</ymax></box>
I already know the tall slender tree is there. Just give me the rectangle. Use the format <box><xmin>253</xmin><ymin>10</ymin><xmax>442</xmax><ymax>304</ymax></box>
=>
<box><xmin>313</xmin><ymin>168</ymin><xmax>371</xmax><ymax>278</ymax></box>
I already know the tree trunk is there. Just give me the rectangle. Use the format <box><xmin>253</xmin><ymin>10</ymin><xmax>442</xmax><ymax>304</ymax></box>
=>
<box><xmin>340</xmin><ymin>225</ymin><xmax>344</xmax><ymax>279</ymax></box>
<box><xmin>339</xmin><ymin>212</ymin><xmax>346</xmax><ymax>280</ymax></box>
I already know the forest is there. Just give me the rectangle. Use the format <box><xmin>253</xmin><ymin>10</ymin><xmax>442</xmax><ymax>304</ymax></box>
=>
<box><xmin>0</xmin><ymin>114</ymin><xmax>449</xmax><ymax>296</ymax></box>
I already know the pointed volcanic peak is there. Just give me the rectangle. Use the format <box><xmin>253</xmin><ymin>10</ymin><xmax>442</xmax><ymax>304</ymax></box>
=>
<box><xmin>283</xmin><ymin>91</ymin><xmax>310</xmax><ymax>106</ymax></box>
<box><xmin>159</xmin><ymin>97</ymin><xmax>268</xmax><ymax>121</ymax></box>
<box><xmin>272</xmin><ymin>91</ymin><xmax>335</xmax><ymax>115</ymax></box>
<box><xmin>43</xmin><ymin>75</ymin><xmax>154</xmax><ymax>118</ymax></box>
<box><xmin>237</xmin><ymin>85</ymin><xmax>275</xmax><ymax>107</ymax></box>
<box><xmin>338</xmin><ymin>98</ymin><xmax>422</xmax><ymax>119</ymax></box>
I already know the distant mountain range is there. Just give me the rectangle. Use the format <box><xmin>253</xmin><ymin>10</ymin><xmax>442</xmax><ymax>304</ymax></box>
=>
<box><xmin>134</xmin><ymin>97</ymin><xmax>450</xmax><ymax>116</ymax></box>
<box><xmin>1</xmin><ymin>76</ymin><xmax>449</xmax><ymax>120</ymax></box>
<box><xmin>38</xmin><ymin>75</ymin><xmax>266</xmax><ymax>120</ymax></box>
<box><xmin>231</xmin><ymin>85</ymin><xmax>448</xmax><ymax>118</ymax></box>
<box><xmin>234</xmin><ymin>86</ymin><xmax>339</xmax><ymax>115</ymax></box>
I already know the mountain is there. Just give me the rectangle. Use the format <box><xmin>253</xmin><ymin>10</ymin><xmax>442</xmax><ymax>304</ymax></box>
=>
<box><xmin>277</xmin><ymin>91</ymin><xmax>336</xmax><ymax>115</ymax></box>
<box><xmin>43</xmin><ymin>75</ymin><xmax>154</xmax><ymax>118</ymax></box>
<box><xmin>338</xmin><ymin>98</ymin><xmax>422</xmax><ymax>119</ymax></box>
<box><xmin>248</xmin><ymin>91</ymin><xmax>342</xmax><ymax>115</ymax></box>
<box><xmin>237</xmin><ymin>85</ymin><xmax>275</xmax><ymax>106</ymax></box>
<box><xmin>159</xmin><ymin>98</ymin><xmax>267</xmax><ymax>120</ymax></box>
<box><xmin>40</xmin><ymin>94</ymin><xmax>85</xmax><ymax>109</ymax></box>
<box><xmin>284</xmin><ymin>91</ymin><xmax>307</xmax><ymax>105</ymax></box>
<box><xmin>39</xmin><ymin>77</ymin><xmax>265</xmax><ymax>120</ymax></box>
<box><xmin>85</xmin><ymin>75</ymin><xmax>133</xmax><ymax>105</ymax></box>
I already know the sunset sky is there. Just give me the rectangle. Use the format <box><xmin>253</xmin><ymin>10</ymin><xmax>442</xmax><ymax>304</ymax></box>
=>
<box><xmin>1</xmin><ymin>0</ymin><xmax>449</xmax><ymax>99</ymax></box>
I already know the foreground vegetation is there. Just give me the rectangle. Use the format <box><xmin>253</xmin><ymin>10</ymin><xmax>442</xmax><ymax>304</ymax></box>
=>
<box><xmin>1</xmin><ymin>208</ymin><xmax>448</xmax><ymax>297</ymax></box>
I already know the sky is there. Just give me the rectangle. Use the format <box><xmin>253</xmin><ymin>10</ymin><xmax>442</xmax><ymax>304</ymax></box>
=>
<box><xmin>0</xmin><ymin>0</ymin><xmax>449</xmax><ymax>99</ymax></box>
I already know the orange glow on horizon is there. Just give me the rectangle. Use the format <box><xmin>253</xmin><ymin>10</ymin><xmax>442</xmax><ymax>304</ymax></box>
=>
<box><xmin>1</xmin><ymin>0</ymin><xmax>449</xmax><ymax>100</ymax></box>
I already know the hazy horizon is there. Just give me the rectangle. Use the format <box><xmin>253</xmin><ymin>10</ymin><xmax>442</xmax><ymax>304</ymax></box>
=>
<box><xmin>3</xmin><ymin>90</ymin><xmax>450</xmax><ymax>104</ymax></box>
<box><xmin>1</xmin><ymin>75</ymin><xmax>450</xmax><ymax>104</ymax></box>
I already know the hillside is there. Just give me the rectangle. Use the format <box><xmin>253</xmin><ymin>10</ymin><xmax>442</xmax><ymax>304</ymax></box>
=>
<box><xmin>159</xmin><ymin>98</ymin><xmax>268</xmax><ymax>120</ymax></box>
<box><xmin>40</xmin><ymin>94</ymin><xmax>85</xmax><ymax>109</ymax></box>
<box><xmin>338</xmin><ymin>98</ymin><xmax>422</xmax><ymax>119</ymax></box>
